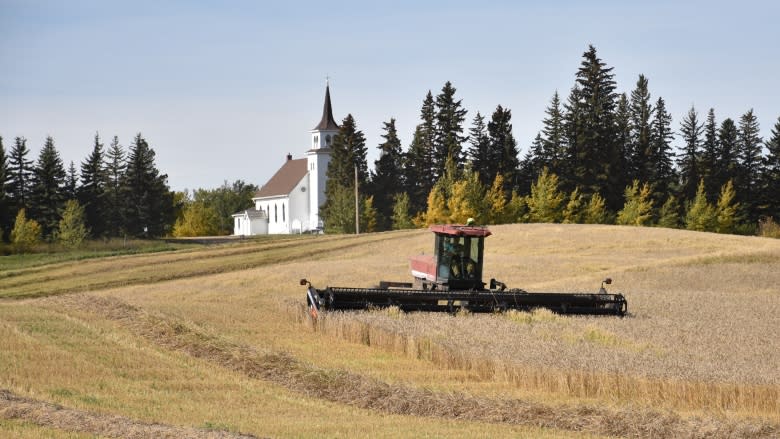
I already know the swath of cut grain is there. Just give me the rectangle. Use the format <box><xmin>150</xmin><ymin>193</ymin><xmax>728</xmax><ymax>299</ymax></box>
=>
<box><xmin>39</xmin><ymin>294</ymin><xmax>780</xmax><ymax>439</ymax></box>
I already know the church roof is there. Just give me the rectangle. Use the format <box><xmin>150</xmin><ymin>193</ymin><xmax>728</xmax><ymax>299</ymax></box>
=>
<box><xmin>313</xmin><ymin>84</ymin><xmax>339</xmax><ymax>131</ymax></box>
<box><xmin>254</xmin><ymin>157</ymin><xmax>307</xmax><ymax>199</ymax></box>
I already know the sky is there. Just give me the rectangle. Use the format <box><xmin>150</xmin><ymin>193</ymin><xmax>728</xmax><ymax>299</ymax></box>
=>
<box><xmin>2</xmin><ymin>0</ymin><xmax>779</xmax><ymax>192</ymax></box>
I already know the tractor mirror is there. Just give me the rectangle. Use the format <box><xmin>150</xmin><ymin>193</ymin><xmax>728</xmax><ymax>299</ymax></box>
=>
<box><xmin>300</xmin><ymin>278</ymin><xmax>308</xmax><ymax>286</ymax></box>
<box><xmin>604</xmin><ymin>278</ymin><xmax>612</xmax><ymax>285</ymax></box>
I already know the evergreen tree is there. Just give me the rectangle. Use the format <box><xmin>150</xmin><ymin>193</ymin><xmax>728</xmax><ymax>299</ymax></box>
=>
<box><xmin>104</xmin><ymin>136</ymin><xmax>126</xmax><ymax>236</ymax></box>
<box><xmin>629</xmin><ymin>75</ymin><xmax>654</xmax><ymax>182</ymax></box>
<box><xmin>570</xmin><ymin>45</ymin><xmax>620</xmax><ymax>210</ymax></box>
<box><xmin>58</xmin><ymin>199</ymin><xmax>89</xmax><ymax>248</ymax></box>
<box><xmin>7</xmin><ymin>136</ymin><xmax>33</xmax><ymax>212</ymax></box>
<box><xmin>657</xmin><ymin>195</ymin><xmax>681</xmax><ymax>229</ymax></box>
<box><xmin>120</xmin><ymin>133</ymin><xmax>175</xmax><ymax>237</ymax></box>
<box><xmin>714</xmin><ymin>118</ymin><xmax>739</xmax><ymax>199</ymax></box>
<box><xmin>433</xmin><ymin>81</ymin><xmax>468</xmax><ymax>176</ymax></box>
<box><xmin>678</xmin><ymin>106</ymin><xmax>704</xmax><ymax>202</ymax></box>
<box><xmin>760</xmin><ymin>117</ymin><xmax>780</xmax><ymax>219</ymax></box>
<box><xmin>65</xmin><ymin>161</ymin><xmax>78</xmax><ymax>200</ymax></box>
<box><xmin>487</xmin><ymin>105</ymin><xmax>519</xmax><ymax>194</ymax></box>
<box><xmin>560</xmin><ymin>84</ymin><xmax>583</xmax><ymax>192</ymax></box>
<box><xmin>30</xmin><ymin>136</ymin><xmax>67</xmax><ymax>238</ymax></box>
<box><xmin>323</xmin><ymin>114</ymin><xmax>368</xmax><ymax>227</ymax></box>
<box><xmin>613</xmin><ymin>93</ymin><xmax>632</xmax><ymax>196</ymax></box>
<box><xmin>321</xmin><ymin>183</ymin><xmax>356</xmax><ymax>233</ymax></box>
<box><xmin>370</xmin><ymin>118</ymin><xmax>404</xmax><ymax>231</ymax></box>
<box><xmin>391</xmin><ymin>192</ymin><xmax>414</xmax><ymax>230</ymax></box>
<box><xmin>736</xmin><ymin>109</ymin><xmax>762</xmax><ymax>222</ymax></box>
<box><xmin>404</xmin><ymin>126</ymin><xmax>431</xmax><ymax>215</ymax></box>
<box><xmin>648</xmin><ymin>97</ymin><xmax>676</xmax><ymax>205</ymax></box>
<box><xmin>466</xmin><ymin>112</ymin><xmax>491</xmax><ymax>186</ymax></box>
<box><xmin>0</xmin><ymin>136</ymin><xmax>10</xmax><ymax>239</ymax></box>
<box><xmin>79</xmin><ymin>133</ymin><xmax>108</xmax><ymax>237</ymax></box>
<box><xmin>526</xmin><ymin>168</ymin><xmax>564</xmax><ymax>223</ymax></box>
<box><xmin>701</xmin><ymin>109</ymin><xmax>720</xmax><ymax>199</ymax></box>
<box><xmin>516</xmin><ymin>133</ymin><xmax>544</xmax><ymax>195</ymax></box>
<box><xmin>616</xmin><ymin>180</ymin><xmax>654</xmax><ymax>226</ymax></box>
<box><xmin>541</xmin><ymin>91</ymin><xmax>566</xmax><ymax>176</ymax></box>
<box><xmin>715</xmin><ymin>180</ymin><xmax>739</xmax><ymax>234</ymax></box>
<box><xmin>685</xmin><ymin>180</ymin><xmax>717</xmax><ymax>232</ymax></box>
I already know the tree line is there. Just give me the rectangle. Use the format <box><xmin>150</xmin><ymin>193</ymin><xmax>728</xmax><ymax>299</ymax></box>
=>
<box><xmin>0</xmin><ymin>133</ymin><xmax>177</xmax><ymax>251</ymax></box>
<box><xmin>321</xmin><ymin>45</ymin><xmax>780</xmax><ymax>237</ymax></box>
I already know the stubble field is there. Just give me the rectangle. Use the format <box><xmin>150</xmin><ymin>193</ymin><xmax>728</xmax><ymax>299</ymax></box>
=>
<box><xmin>0</xmin><ymin>224</ymin><xmax>778</xmax><ymax>438</ymax></box>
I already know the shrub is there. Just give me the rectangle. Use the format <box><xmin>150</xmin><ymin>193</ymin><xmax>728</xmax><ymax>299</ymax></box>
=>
<box><xmin>10</xmin><ymin>209</ymin><xmax>42</xmax><ymax>253</ymax></box>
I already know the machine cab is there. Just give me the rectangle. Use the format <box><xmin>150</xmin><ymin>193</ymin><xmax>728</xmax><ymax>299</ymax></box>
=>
<box><xmin>410</xmin><ymin>224</ymin><xmax>491</xmax><ymax>290</ymax></box>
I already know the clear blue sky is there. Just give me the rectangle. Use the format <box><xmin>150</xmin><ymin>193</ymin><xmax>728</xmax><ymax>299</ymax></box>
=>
<box><xmin>2</xmin><ymin>0</ymin><xmax>778</xmax><ymax>192</ymax></box>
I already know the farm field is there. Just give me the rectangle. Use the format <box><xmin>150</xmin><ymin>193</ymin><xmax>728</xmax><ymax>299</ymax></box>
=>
<box><xmin>1</xmin><ymin>224</ymin><xmax>778</xmax><ymax>438</ymax></box>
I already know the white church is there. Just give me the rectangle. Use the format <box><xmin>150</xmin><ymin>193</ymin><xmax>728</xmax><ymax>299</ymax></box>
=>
<box><xmin>232</xmin><ymin>85</ymin><xmax>337</xmax><ymax>235</ymax></box>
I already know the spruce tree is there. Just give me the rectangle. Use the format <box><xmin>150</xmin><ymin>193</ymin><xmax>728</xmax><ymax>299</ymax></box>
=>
<box><xmin>560</xmin><ymin>84</ymin><xmax>583</xmax><ymax>193</ymax></box>
<box><xmin>516</xmin><ymin>133</ymin><xmax>544</xmax><ymax>195</ymax></box>
<box><xmin>714</xmin><ymin>118</ymin><xmax>739</xmax><ymax>198</ymax></box>
<box><xmin>104</xmin><ymin>136</ymin><xmax>126</xmax><ymax>236</ymax></box>
<box><xmin>701</xmin><ymin>109</ymin><xmax>720</xmax><ymax>199</ymax></box>
<box><xmin>120</xmin><ymin>133</ymin><xmax>175</xmax><ymax>237</ymax></box>
<box><xmin>487</xmin><ymin>105</ymin><xmax>519</xmax><ymax>195</ymax></box>
<box><xmin>30</xmin><ymin>136</ymin><xmax>67</xmax><ymax>238</ymax></box>
<box><xmin>613</xmin><ymin>93</ymin><xmax>632</xmax><ymax>196</ymax></box>
<box><xmin>541</xmin><ymin>91</ymin><xmax>566</xmax><ymax>177</ymax></box>
<box><xmin>649</xmin><ymin>97</ymin><xmax>676</xmax><ymax>205</ymax></box>
<box><xmin>370</xmin><ymin>118</ymin><xmax>404</xmax><ymax>231</ymax></box>
<box><xmin>678</xmin><ymin>106</ymin><xmax>703</xmax><ymax>203</ymax></box>
<box><xmin>760</xmin><ymin>117</ymin><xmax>780</xmax><ymax>219</ymax></box>
<box><xmin>736</xmin><ymin>109</ymin><xmax>762</xmax><ymax>222</ymax></box>
<box><xmin>629</xmin><ymin>75</ymin><xmax>654</xmax><ymax>182</ymax></box>
<box><xmin>466</xmin><ymin>112</ymin><xmax>491</xmax><ymax>186</ymax></box>
<box><xmin>571</xmin><ymin>45</ymin><xmax>620</xmax><ymax>210</ymax></box>
<box><xmin>404</xmin><ymin>126</ymin><xmax>431</xmax><ymax>215</ymax></box>
<box><xmin>7</xmin><ymin>136</ymin><xmax>33</xmax><ymax>212</ymax></box>
<box><xmin>433</xmin><ymin>81</ymin><xmax>468</xmax><ymax>176</ymax></box>
<box><xmin>419</xmin><ymin>91</ymin><xmax>437</xmax><ymax>189</ymax></box>
<box><xmin>79</xmin><ymin>133</ymin><xmax>108</xmax><ymax>237</ymax></box>
<box><xmin>322</xmin><ymin>115</ymin><xmax>368</xmax><ymax>231</ymax></box>
<box><xmin>65</xmin><ymin>161</ymin><xmax>78</xmax><ymax>200</ymax></box>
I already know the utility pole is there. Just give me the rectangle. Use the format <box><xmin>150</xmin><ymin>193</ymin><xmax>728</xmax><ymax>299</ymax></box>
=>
<box><xmin>354</xmin><ymin>164</ymin><xmax>360</xmax><ymax>234</ymax></box>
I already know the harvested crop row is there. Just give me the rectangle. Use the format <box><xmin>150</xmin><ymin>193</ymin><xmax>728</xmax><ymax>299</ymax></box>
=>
<box><xmin>0</xmin><ymin>389</ymin><xmax>258</xmax><ymax>439</ymax></box>
<box><xmin>41</xmin><ymin>294</ymin><xmax>779</xmax><ymax>439</ymax></box>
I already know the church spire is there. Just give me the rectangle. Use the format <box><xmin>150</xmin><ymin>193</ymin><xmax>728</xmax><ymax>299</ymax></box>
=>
<box><xmin>314</xmin><ymin>83</ymin><xmax>339</xmax><ymax>131</ymax></box>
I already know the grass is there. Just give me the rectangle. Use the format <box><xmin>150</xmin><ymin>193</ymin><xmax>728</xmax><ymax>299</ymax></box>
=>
<box><xmin>1</xmin><ymin>223</ymin><xmax>779</xmax><ymax>437</ymax></box>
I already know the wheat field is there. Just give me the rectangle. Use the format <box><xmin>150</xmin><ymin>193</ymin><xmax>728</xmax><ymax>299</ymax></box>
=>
<box><xmin>1</xmin><ymin>224</ymin><xmax>778</xmax><ymax>438</ymax></box>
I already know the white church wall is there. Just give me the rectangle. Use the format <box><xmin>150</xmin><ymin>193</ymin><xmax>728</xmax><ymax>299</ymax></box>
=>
<box><xmin>288</xmin><ymin>175</ymin><xmax>310</xmax><ymax>233</ymax></box>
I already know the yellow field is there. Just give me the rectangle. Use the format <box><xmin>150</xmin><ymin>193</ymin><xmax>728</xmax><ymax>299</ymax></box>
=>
<box><xmin>1</xmin><ymin>224</ymin><xmax>778</xmax><ymax>438</ymax></box>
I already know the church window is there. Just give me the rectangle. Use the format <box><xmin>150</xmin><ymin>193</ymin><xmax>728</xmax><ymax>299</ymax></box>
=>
<box><xmin>325</xmin><ymin>134</ymin><xmax>331</xmax><ymax>145</ymax></box>
<box><xmin>282</xmin><ymin>204</ymin><xmax>286</xmax><ymax>222</ymax></box>
<box><xmin>313</xmin><ymin>135</ymin><xmax>319</xmax><ymax>147</ymax></box>
<box><xmin>274</xmin><ymin>204</ymin><xmax>278</xmax><ymax>223</ymax></box>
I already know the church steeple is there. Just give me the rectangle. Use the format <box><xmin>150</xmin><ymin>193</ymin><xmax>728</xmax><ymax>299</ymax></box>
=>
<box><xmin>313</xmin><ymin>84</ymin><xmax>339</xmax><ymax>131</ymax></box>
<box><xmin>310</xmin><ymin>82</ymin><xmax>339</xmax><ymax>150</ymax></box>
